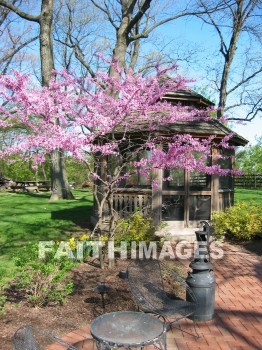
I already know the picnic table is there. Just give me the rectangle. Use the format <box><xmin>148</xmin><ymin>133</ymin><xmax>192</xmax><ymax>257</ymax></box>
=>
<box><xmin>0</xmin><ymin>177</ymin><xmax>12</xmax><ymax>189</ymax></box>
<box><xmin>11</xmin><ymin>180</ymin><xmax>51</xmax><ymax>192</ymax></box>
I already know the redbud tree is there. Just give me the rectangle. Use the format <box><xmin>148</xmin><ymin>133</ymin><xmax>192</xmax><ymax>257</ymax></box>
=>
<box><xmin>0</xmin><ymin>66</ymin><xmax>238</xmax><ymax>236</ymax></box>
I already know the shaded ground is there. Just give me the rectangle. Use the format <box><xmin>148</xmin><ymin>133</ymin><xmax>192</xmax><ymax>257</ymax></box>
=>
<box><xmin>234</xmin><ymin>235</ymin><xmax>262</xmax><ymax>256</ymax></box>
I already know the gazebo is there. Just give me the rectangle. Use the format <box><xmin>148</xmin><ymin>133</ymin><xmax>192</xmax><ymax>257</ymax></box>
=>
<box><xmin>92</xmin><ymin>90</ymin><xmax>248</xmax><ymax>231</ymax></box>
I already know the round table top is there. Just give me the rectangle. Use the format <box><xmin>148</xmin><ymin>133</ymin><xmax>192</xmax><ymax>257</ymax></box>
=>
<box><xmin>90</xmin><ymin>311</ymin><xmax>165</xmax><ymax>346</ymax></box>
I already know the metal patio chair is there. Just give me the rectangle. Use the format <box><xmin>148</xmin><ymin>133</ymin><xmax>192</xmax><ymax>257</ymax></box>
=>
<box><xmin>127</xmin><ymin>259</ymin><xmax>200</xmax><ymax>338</ymax></box>
<box><xmin>12</xmin><ymin>325</ymin><xmax>78</xmax><ymax>350</ymax></box>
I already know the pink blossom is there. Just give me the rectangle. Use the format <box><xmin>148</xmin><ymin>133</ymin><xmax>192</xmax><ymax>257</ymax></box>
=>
<box><xmin>0</xmin><ymin>64</ymin><xmax>238</xmax><ymax>183</ymax></box>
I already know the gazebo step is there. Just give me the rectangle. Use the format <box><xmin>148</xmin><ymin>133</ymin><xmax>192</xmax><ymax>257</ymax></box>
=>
<box><xmin>156</xmin><ymin>226</ymin><xmax>198</xmax><ymax>243</ymax></box>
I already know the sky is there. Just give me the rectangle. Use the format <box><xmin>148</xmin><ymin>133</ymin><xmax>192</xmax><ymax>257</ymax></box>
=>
<box><xmin>184</xmin><ymin>22</ymin><xmax>260</xmax><ymax>145</ymax></box>
<box><xmin>157</xmin><ymin>8</ymin><xmax>261</xmax><ymax>146</ymax></box>
<box><xmin>230</xmin><ymin>118</ymin><xmax>261</xmax><ymax>145</ymax></box>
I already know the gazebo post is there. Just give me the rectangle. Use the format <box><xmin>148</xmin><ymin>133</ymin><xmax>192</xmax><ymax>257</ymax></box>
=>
<box><xmin>184</xmin><ymin>170</ymin><xmax>190</xmax><ymax>228</ymax></box>
<box><xmin>152</xmin><ymin>168</ymin><xmax>162</xmax><ymax>226</ymax></box>
<box><xmin>211</xmin><ymin>148</ymin><xmax>220</xmax><ymax>213</ymax></box>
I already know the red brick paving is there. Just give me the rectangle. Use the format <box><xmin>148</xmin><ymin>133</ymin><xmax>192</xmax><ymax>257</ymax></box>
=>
<box><xmin>47</xmin><ymin>243</ymin><xmax>262</xmax><ymax>349</ymax></box>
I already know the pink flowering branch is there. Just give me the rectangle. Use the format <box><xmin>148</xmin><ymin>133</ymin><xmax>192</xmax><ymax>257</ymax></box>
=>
<box><xmin>0</xmin><ymin>64</ymin><xmax>238</xmax><ymax>193</ymax></box>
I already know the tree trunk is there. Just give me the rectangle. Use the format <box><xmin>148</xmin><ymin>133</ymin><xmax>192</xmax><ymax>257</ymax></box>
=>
<box><xmin>39</xmin><ymin>0</ymin><xmax>54</xmax><ymax>87</ymax></box>
<box><xmin>217</xmin><ymin>0</ymin><xmax>244</xmax><ymax>119</ymax></box>
<box><xmin>108</xmin><ymin>1</ymin><xmax>134</xmax><ymax>77</ymax></box>
<box><xmin>40</xmin><ymin>0</ymin><xmax>73</xmax><ymax>199</ymax></box>
<box><xmin>109</xmin><ymin>28</ymin><xmax>129</xmax><ymax>77</ymax></box>
<box><xmin>50</xmin><ymin>149</ymin><xmax>74</xmax><ymax>200</ymax></box>
<box><xmin>217</xmin><ymin>36</ymin><xmax>240</xmax><ymax>119</ymax></box>
<box><xmin>218</xmin><ymin>59</ymin><xmax>232</xmax><ymax>119</ymax></box>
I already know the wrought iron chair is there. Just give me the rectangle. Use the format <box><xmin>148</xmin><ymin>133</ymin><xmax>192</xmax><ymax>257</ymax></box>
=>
<box><xmin>127</xmin><ymin>259</ymin><xmax>200</xmax><ymax>338</ymax></box>
<box><xmin>12</xmin><ymin>325</ymin><xmax>78</xmax><ymax>350</ymax></box>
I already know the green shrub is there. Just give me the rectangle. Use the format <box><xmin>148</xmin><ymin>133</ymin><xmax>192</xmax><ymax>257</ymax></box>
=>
<box><xmin>13</xmin><ymin>244</ymin><xmax>76</xmax><ymax>307</ymax></box>
<box><xmin>67</xmin><ymin>235</ymin><xmax>94</xmax><ymax>261</ymax></box>
<box><xmin>0</xmin><ymin>294</ymin><xmax>7</xmax><ymax>316</ymax></box>
<box><xmin>114</xmin><ymin>212</ymin><xmax>156</xmax><ymax>247</ymax></box>
<box><xmin>212</xmin><ymin>201</ymin><xmax>262</xmax><ymax>241</ymax></box>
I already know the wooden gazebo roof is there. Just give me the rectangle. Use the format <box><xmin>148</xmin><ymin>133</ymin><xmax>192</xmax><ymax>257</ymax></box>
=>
<box><xmin>155</xmin><ymin>120</ymin><xmax>248</xmax><ymax>146</ymax></box>
<box><xmin>108</xmin><ymin>89</ymin><xmax>249</xmax><ymax>147</ymax></box>
<box><xmin>113</xmin><ymin>118</ymin><xmax>248</xmax><ymax>147</ymax></box>
<box><xmin>161</xmin><ymin>90</ymin><xmax>215</xmax><ymax>108</ymax></box>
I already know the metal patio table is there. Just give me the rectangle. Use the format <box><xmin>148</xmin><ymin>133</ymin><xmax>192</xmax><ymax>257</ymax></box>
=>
<box><xmin>90</xmin><ymin>311</ymin><xmax>167</xmax><ymax>349</ymax></box>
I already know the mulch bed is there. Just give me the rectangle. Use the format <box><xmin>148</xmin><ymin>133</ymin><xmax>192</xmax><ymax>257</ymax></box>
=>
<box><xmin>0</xmin><ymin>258</ymin><xmax>135</xmax><ymax>350</ymax></box>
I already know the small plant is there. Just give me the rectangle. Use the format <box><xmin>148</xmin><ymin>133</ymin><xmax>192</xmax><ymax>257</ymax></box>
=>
<box><xmin>212</xmin><ymin>201</ymin><xmax>262</xmax><ymax>241</ymax></box>
<box><xmin>67</xmin><ymin>234</ymin><xmax>94</xmax><ymax>260</ymax></box>
<box><xmin>114</xmin><ymin>211</ymin><xmax>156</xmax><ymax>247</ymax></box>
<box><xmin>13</xmin><ymin>243</ymin><xmax>76</xmax><ymax>307</ymax></box>
<box><xmin>0</xmin><ymin>294</ymin><xmax>7</xmax><ymax>316</ymax></box>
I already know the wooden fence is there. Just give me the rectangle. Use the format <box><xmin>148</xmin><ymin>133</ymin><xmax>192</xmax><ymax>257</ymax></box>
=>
<box><xmin>234</xmin><ymin>174</ymin><xmax>262</xmax><ymax>189</ymax></box>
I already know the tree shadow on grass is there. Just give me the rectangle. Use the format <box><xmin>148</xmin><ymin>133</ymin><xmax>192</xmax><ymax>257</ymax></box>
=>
<box><xmin>6</xmin><ymin>190</ymin><xmax>51</xmax><ymax>199</ymax></box>
<box><xmin>8</xmin><ymin>189</ymin><xmax>94</xmax><ymax>229</ymax></box>
<box><xmin>10</xmin><ymin>189</ymin><xmax>93</xmax><ymax>202</ymax></box>
<box><xmin>0</xmin><ymin>190</ymin><xmax>94</xmax><ymax>256</ymax></box>
<box><xmin>51</xmin><ymin>205</ymin><xmax>94</xmax><ymax>230</ymax></box>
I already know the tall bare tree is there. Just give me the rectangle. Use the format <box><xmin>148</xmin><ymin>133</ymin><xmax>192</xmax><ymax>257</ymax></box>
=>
<box><xmin>56</xmin><ymin>0</ymin><xmax>222</xmax><ymax>77</ymax></box>
<box><xmin>197</xmin><ymin>0</ymin><xmax>262</xmax><ymax>120</ymax></box>
<box><xmin>0</xmin><ymin>0</ymin><xmax>73</xmax><ymax>199</ymax></box>
<box><xmin>53</xmin><ymin>0</ymin><xmax>106</xmax><ymax>77</ymax></box>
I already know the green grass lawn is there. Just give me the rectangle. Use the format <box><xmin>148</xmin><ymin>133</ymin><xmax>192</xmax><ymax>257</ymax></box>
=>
<box><xmin>0</xmin><ymin>189</ymin><xmax>93</xmax><ymax>284</ymax></box>
<box><xmin>234</xmin><ymin>188</ymin><xmax>262</xmax><ymax>206</ymax></box>
<box><xmin>0</xmin><ymin>188</ymin><xmax>261</xmax><ymax>285</ymax></box>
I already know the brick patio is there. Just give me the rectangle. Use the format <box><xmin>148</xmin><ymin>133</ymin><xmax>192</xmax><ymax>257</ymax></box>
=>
<box><xmin>48</xmin><ymin>243</ymin><xmax>262</xmax><ymax>350</ymax></box>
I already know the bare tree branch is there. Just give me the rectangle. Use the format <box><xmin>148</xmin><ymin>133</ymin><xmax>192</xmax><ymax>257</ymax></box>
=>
<box><xmin>90</xmin><ymin>0</ymin><xmax>118</xmax><ymax>29</ymax></box>
<box><xmin>227</xmin><ymin>67</ymin><xmax>262</xmax><ymax>95</ymax></box>
<box><xmin>73</xmin><ymin>42</ymin><xmax>96</xmax><ymax>79</ymax></box>
<box><xmin>126</xmin><ymin>0</ymin><xmax>152</xmax><ymax>34</ymax></box>
<box><xmin>0</xmin><ymin>0</ymin><xmax>40</xmax><ymax>22</ymax></box>
<box><xmin>135</xmin><ymin>8</ymin><xmax>224</xmax><ymax>41</ymax></box>
<box><xmin>198</xmin><ymin>1</ymin><xmax>228</xmax><ymax>58</ymax></box>
<box><xmin>0</xmin><ymin>35</ymin><xmax>38</xmax><ymax>65</ymax></box>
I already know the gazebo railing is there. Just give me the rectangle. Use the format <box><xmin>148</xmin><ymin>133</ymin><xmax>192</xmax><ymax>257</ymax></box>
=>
<box><xmin>113</xmin><ymin>190</ymin><xmax>152</xmax><ymax>218</ymax></box>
